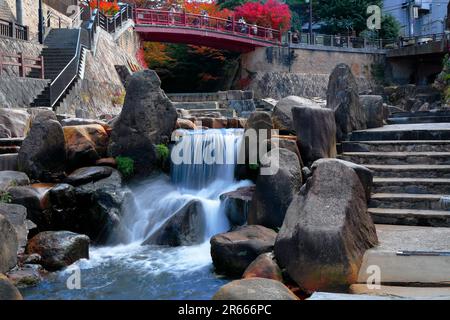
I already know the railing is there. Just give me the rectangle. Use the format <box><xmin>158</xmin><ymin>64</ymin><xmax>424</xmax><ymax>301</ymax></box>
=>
<box><xmin>98</xmin><ymin>4</ymin><xmax>133</xmax><ymax>34</ymax></box>
<box><xmin>134</xmin><ymin>9</ymin><xmax>281</xmax><ymax>44</ymax></box>
<box><xmin>0</xmin><ymin>52</ymin><xmax>44</xmax><ymax>78</ymax></box>
<box><xmin>0</xmin><ymin>19</ymin><xmax>29</xmax><ymax>41</ymax></box>
<box><xmin>84</xmin><ymin>9</ymin><xmax>98</xmax><ymax>50</ymax></box>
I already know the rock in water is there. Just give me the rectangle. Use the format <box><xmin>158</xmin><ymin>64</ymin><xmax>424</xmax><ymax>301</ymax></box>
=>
<box><xmin>65</xmin><ymin>166</ymin><xmax>113</xmax><ymax>186</ymax></box>
<box><xmin>292</xmin><ymin>104</ymin><xmax>337</xmax><ymax>166</ymax></box>
<box><xmin>17</xmin><ymin>115</ymin><xmax>66</xmax><ymax>181</ymax></box>
<box><xmin>274</xmin><ymin>159</ymin><xmax>378</xmax><ymax>292</ymax></box>
<box><xmin>142</xmin><ymin>200</ymin><xmax>205</xmax><ymax>246</ymax></box>
<box><xmin>248</xmin><ymin>148</ymin><xmax>302</xmax><ymax>229</ymax></box>
<box><xmin>0</xmin><ymin>274</ymin><xmax>23</xmax><ymax>300</ymax></box>
<box><xmin>210</xmin><ymin>225</ymin><xmax>277</xmax><ymax>277</ymax></box>
<box><xmin>213</xmin><ymin>278</ymin><xmax>298</xmax><ymax>300</ymax></box>
<box><xmin>272</xmin><ymin>96</ymin><xmax>319</xmax><ymax>133</ymax></box>
<box><xmin>0</xmin><ymin>214</ymin><xmax>18</xmax><ymax>273</ymax></box>
<box><xmin>359</xmin><ymin>95</ymin><xmax>385</xmax><ymax>128</ymax></box>
<box><xmin>220</xmin><ymin>186</ymin><xmax>255</xmax><ymax>226</ymax></box>
<box><xmin>242</xmin><ymin>252</ymin><xmax>283</xmax><ymax>282</ymax></box>
<box><xmin>326</xmin><ymin>64</ymin><xmax>366</xmax><ymax>141</ymax></box>
<box><xmin>108</xmin><ymin>70</ymin><xmax>177</xmax><ymax>175</ymax></box>
<box><xmin>26</xmin><ymin>231</ymin><xmax>90</xmax><ymax>271</ymax></box>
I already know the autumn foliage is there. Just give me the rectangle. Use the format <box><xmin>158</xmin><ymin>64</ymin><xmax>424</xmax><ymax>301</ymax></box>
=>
<box><xmin>184</xmin><ymin>1</ymin><xmax>233</xmax><ymax>19</ymax></box>
<box><xmin>234</xmin><ymin>0</ymin><xmax>291</xmax><ymax>31</ymax></box>
<box><xmin>90</xmin><ymin>0</ymin><xmax>120</xmax><ymax>15</ymax></box>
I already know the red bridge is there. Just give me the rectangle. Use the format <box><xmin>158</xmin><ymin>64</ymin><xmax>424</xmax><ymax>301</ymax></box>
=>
<box><xmin>134</xmin><ymin>9</ymin><xmax>281</xmax><ymax>52</ymax></box>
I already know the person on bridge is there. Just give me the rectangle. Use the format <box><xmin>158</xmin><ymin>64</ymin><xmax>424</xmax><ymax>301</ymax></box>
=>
<box><xmin>238</xmin><ymin>17</ymin><xmax>247</xmax><ymax>34</ymax></box>
<box><xmin>252</xmin><ymin>24</ymin><xmax>258</xmax><ymax>36</ymax></box>
<box><xmin>169</xmin><ymin>6</ymin><xmax>176</xmax><ymax>25</ymax></box>
<box><xmin>226</xmin><ymin>16</ymin><xmax>233</xmax><ymax>31</ymax></box>
<box><xmin>201</xmin><ymin>10</ymin><xmax>209</xmax><ymax>27</ymax></box>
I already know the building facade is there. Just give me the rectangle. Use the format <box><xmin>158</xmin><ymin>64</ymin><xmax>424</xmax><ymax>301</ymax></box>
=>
<box><xmin>383</xmin><ymin>0</ymin><xmax>449</xmax><ymax>37</ymax></box>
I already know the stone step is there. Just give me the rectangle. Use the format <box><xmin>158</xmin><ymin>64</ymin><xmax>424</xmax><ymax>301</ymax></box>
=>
<box><xmin>184</xmin><ymin>109</ymin><xmax>235</xmax><ymax>118</ymax></box>
<box><xmin>372</xmin><ymin>177</ymin><xmax>450</xmax><ymax>194</ymax></box>
<box><xmin>365</xmin><ymin>164</ymin><xmax>450</xmax><ymax>178</ymax></box>
<box><xmin>173</xmin><ymin>101</ymin><xmax>219</xmax><ymax>110</ymax></box>
<box><xmin>0</xmin><ymin>138</ymin><xmax>24</xmax><ymax>146</ymax></box>
<box><xmin>370</xmin><ymin>193</ymin><xmax>449</xmax><ymax>211</ymax></box>
<box><xmin>388</xmin><ymin>116</ymin><xmax>450</xmax><ymax>125</ymax></box>
<box><xmin>358</xmin><ymin>224</ymin><xmax>450</xmax><ymax>286</ymax></box>
<box><xmin>339</xmin><ymin>152</ymin><xmax>450</xmax><ymax>165</ymax></box>
<box><xmin>342</xmin><ymin>140</ymin><xmax>450</xmax><ymax>152</ymax></box>
<box><xmin>0</xmin><ymin>154</ymin><xmax>18</xmax><ymax>171</ymax></box>
<box><xmin>390</xmin><ymin>110</ymin><xmax>450</xmax><ymax>118</ymax></box>
<box><xmin>349</xmin><ymin>123</ymin><xmax>450</xmax><ymax>141</ymax></box>
<box><xmin>369</xmin><ymin>208</ymin><xmax>450</xmax><ymax>227</ymax></box>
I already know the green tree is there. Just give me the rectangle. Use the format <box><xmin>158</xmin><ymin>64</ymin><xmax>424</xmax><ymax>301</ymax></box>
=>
<box><xmin>380</xmin><ymin>14</ymin><xmax>401</xmax><ymax>40</ymax></box>
<box><xmin>217</xmin><ymin>0</ymin><xmax>251</xmax><ymax>10</ymax></box>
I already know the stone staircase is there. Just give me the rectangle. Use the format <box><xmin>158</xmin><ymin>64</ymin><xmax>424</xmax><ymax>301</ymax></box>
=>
<box><xmin>338</xmin><ymin>111</ymin><xmax>450</xmax><ymax>290</ymax></box>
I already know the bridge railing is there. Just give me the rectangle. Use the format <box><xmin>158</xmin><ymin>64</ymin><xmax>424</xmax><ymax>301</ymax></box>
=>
<box><xmin>134</xmin><ymin>9</ymin><xmax>281</xmax><ymax>44</ymax></box>
<box><xmin>0</xmin><ymin>18</ymin><xmax>29</xmax><ymax>41</ymax></box>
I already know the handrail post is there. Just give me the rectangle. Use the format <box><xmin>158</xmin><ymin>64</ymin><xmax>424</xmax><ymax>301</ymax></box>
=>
<box><xmin>18</xmin><ymin>52</ymin><xmax>24</xmax><ymax>77</ymax></box>
<box><xmin>11</xmin><ymin>21</ymin><xmax>15</xmax><ymax>38</ymax></box>
<box><xmin>24</xmin><ymin>25</ymin><xmax>28</xmax><ymax>41</ymax></box>
<box><xmin>40</xmin><ymin>55</ymin><xmax>45</xmax><ymax>79</ymax></box>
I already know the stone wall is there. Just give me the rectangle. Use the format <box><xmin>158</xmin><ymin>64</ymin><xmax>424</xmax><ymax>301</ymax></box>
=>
<box><xmin>0</xmin><ymin>77</ymin><xmax>49</xmax><ymax>108</ymax></box>
<box><xmin>0</xmin><ymin>37</ymin><xmax>44</xmax><ymax>77</ymax></box>
<box><xmin>240</xmin><ymin>47</ymin><xmax>382</xmax><ymax>99</ymax></box>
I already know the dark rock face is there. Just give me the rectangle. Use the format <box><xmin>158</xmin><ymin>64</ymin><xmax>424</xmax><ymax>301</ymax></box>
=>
<box><xmin>0</xmin><ymin>274</ymin><xmax>23</xmax><ymax>300</ymax></box>
<box><xmin>65</xmin><ymin>166</ymin><xmax>113</xmax><ymax>186</ymax></box>
<box><xmin>248</xmin><ymin>148</ymin><xmax>302</xmax><ymax>229</ymax></box>
<box><xmin>292</xmin><ymin>104</ymin><xmax>337</xmax><ymax>166</ymax></box>
<box><xmin>108</xmin><ymin>70</ymin><xmax>177</xmax><ymax>175</ymax></box>
<box><xmin>326</xmin><ymin>64</ymin><xmax>366</xmax><ymax>141</ymax></box>
<box><xmin>210</xmin><ymin>225</ymin><xmax>277</xmax><ymax>277</ymax></box>
<box><xmin>26</xmin><ymin>231</ymin><xmax>90</xmax><ymax>271</ymax></box>
<box><xmin>17</xmin><ymin>116</ymin><xmax>66</xmax><ymax>181</ymax></box>
<box><xmin>6</xmin><ymin>264</ymin><xmax>42</xmax><ymax>288</ymax></box>
<box><xmin>213</xmin><ymin>278</ymin><xmax>298</xmax><ymax>300</ymax></box>
<box><xmin>0</xmin><ymin>171</ymin><xmax>30</xmax><ymax>190</ymax></box>
<box><xmin>0</xmin><ymin>108</ymin><xmax>30</xmax><ymax>138</ymax></box>
<box><xmin>360</xmin><ymin>95</ymin><xmax>385</xmax><ymax>128</ymax></box>
<box><xmin>242</xmin><ymin>252</ymin><xmax>283</xmax><ymax>282</ymax></box>
<box><xmin>312</xmin><ymin>158</ymin><xmax>373</xmax><ymax>203</ymax></box>
<box><xmin>0</xmin><ymin>203</ymin><xmax>28</xmax><ymax>248</ymax></box>
<box><xmin>142</xmin><ymin>200</ymin><xmax>205</xmax><ymax>247</ymax></box>
<box><xmin>274</xmin><ymin>159</ymin><xmax>378</xmax><ymax>292</ymax></box>
<box><xmin>220</xmin><ymin>186</ymin><xmax>255</xmax><ymax>226</ymax></box>
<box><xmin>272</xmin><ymin>96</ymin><xmax>320</xmax><ymax>133</ymax></box>
<box><xmin>0</xmin><ymin>214</ymin><xmax>18</xmax><ymax>273</ymax></box>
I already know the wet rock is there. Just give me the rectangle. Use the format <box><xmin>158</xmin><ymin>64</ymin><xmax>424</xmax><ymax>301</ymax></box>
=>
<box><xmin>0</xmin><ymin>108</ymin><xmax>30</xmax><ymax>138</ymax></box>
<box><xmin>0</xmin><ymin>213</ymin><xmax>18</xmax><ymax>273</ymax></box>
<box><xmin>17</xmin><ymin>116</ymin><xmax>66</xmax><ymax>181</ymax></box>
<box><xmin>220</xmin><ymin>186</ymin><xmax>255</xmax><ymax>226</ymax></box>
<box><xmin>272</xmin><ymin>96</ymin><xmax>320</xmax><ymax>133</ymax></box>
<box><xmin>176</xmin><ymin>118</ymin><xmax>197</xmax><ymax>130</ymax></box>
<box><xmin>0</xmin><ymin>274</ymin><xmax>23</xmax><ymax>300</ymax></box>
<box><xmin>360</xmin><ymin>95</ymin><xmax>385</xmax><ymax>128</ymax></box>
<box><xmin>326</xmin><ymin>64</ymin><xmax>366</xmax><ymax>141</ymax></box>
<box><xmin>210</xmin><ymin>225</ymin><xmax>277</xmax><ymax>277</ymax></box>
<box><xmin>60</xmin><ymin>118</ymin><xmax>111</xmax><ymax>133</ymax></box>
<box><xmin>213</xmin><ymin>278</ymin><xmax>298</xmax><ymax>300</ymax></box>
<box><xmin>95</xmin><ymin>157</ymin><xmax>117</xmax><ymax>168</ymax></box>
<box><xmin>292</xmin><ymin>103</ymin><xmax>337</xmax><ymax>165</ymax></box>
<box><xmin>248</xmin><ymin>148</ymin><xmax>302</xmax><ymax>229</ymax></box>
<box><xmin>142</xmin><ymin>200</ymin><xmax>205</xmax><ymax>246</ymax></box>
<box><xmin>64</xmin><ymin>125</ymin><xmax>109</xmax><ymax>169</ymax></box>
<box><xmin>242</xmin><ymin>252</ymin><xmax>283</xmax><ymax>282</ymax></box>
<box><xmin>65</xmin><ymin>166</ymin><xmax>113</xmax><ymax>186</ymax></box>
<box><xmin>6</xmin><ymin>265</ymin><xmax>42</xmax><ymax>288</ymax></box>
<box><xmin>109</xmin><ymin>70</ymin><xmax>177</xmax><ymax>175</ymax></box>
<box><xmin>26</xmin><ymin>231</ymin><xmax>90</xmax><ymax>271</ymax></box>
<box><xmin>0</xmin><ymin>171</ymin><xmax>30</xmax><ymax>190</ymax></box>
<box><xmin>0</xmin><ymin>203</ymin><xmax>28</xmax><ymax>248</ymax></box>
<box><xmin>274</xmin><ymin>159</ymin><xmax>378</xmax><ymax>292</ymax></box>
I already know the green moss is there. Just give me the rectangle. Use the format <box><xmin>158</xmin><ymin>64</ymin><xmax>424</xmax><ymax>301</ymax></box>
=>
<box><xmin>155</xmin><ymin>144</ymin><xmax>170</xmax><ymax>162</ymax></box>
<box><xmin>0</xmin><ymin>191</ymin><xmax>12</xmax><ymax>203</ymax></box>
<box><xmin>249</xmin><ymin>163</ymin><xmax>259</xmax><ymax>171</ymax></box>
<box><xmin>115</xmin><ymin>156</ymin><xmax>134</xmax><ymax>178</ymax></box>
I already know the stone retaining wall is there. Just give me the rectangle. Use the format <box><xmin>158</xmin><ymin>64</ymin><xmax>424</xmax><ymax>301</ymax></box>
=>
<box><xmin>0</xmin><ymin>77</ymin><xmax>49</xmax><ymax>108</ymax></box>
<box><xmin>0</xmin><ymin>37</ymin><xmax>44</xmax><ymax>77</ymax></box>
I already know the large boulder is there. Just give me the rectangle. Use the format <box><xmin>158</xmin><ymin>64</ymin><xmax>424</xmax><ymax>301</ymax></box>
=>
<box><xmin>60</xmin><ymin>118</ymin><xmax>111</xmax><ymax>133</ymax></box>
<box><xmin>272</xmin><ymin>96</ymin><xmax>320</xmax><ymax>133</ymax></box>
<box><xmin>0</xmin><ymin>274</ymin><xmax>23</xmax><ymax>300</ymax></box>
<box><xmin>242</xmin><ymin>252</ymin><xmax>283</xmax><ymax>282</ymax></box>
<box><xmin>359</xmin><ymin>95</ymin><xmax>385</xmax><ymax>128</ymax></box>
<box><xmin>274</xmin><ymin>159</ymin><xmax>378</xmax><ymax>292</ymax></box>
<box><xmin>326</xmin><ymin>64</ymin><xmax>366</xmax><ymax>141</ymax></box>
<box><xmin>0</xmin><ymin>171</ymin><xmax>30</xmax><ymax>190</ymax></box>
<box><xmin>25</xmin><ymin>231</ymin><xmax>90</xmax><ymax>271</ymax></box>
<box><xmin>210</xmin><ymin>225</ymin><xmax>277</xmax><ymax>277</ymax></box>
<box><xmin>0</xmin><ymin>203</ymin><xmax>28</xmax><ymax>248</ymax></box>
<box><xmin>248</xmin><ymin>148</ymin><xmax>302</xmax><ymax>229</ymax></box>
<box><xmin>142</xmin><ymin>200</ymin><xmax>205</xmax><ymax>246</ymax></box>
<box><xmin>312</xmin><ymin>158</ymin><xmax>373</xmax><ymax>203</ymax></box>
<box><xmin>292</xmin><ymin>104</ymin><xmax>337</xmax><ymax>166</ymax></box>
<box><xmin>63</xmin><ymin>125</ymin><xmax>109</xmax><ymax>169</ymax></box>
<box><xmin>0</xmin><ymin>108</ymin><xmax>30</xmax><ymax>138</ymax></box>
<box><xmin>220</xmin><ymin>186</ymin><xmax>255</xmax><ymax>226</ymax></box>
<box><xmin>213</xmin><ymin>278</ymin><xmax>298</xmax><ymax>300</ymax></box>
<box><xmin>0</xmin><ymin>214</ymin><xmax>18</xmax><ymax>273</ymax></box>
<box><xmin>17</xmin><ymin>116</ymin><xmax>66</xmax><ymax>181</ymax></box>
<box><xmin>108</xmin><ymin>70</ymin><xmax>177</xmax><ymax>175</ymax></box>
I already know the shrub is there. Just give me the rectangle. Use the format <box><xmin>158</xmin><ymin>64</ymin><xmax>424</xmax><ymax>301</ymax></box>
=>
<box><xmin>249</xmin><ymin>163</ymin><xmax>259</xmax><ymax>171</ymax></box>
<box><xmin>0</xmin><ymin>191</ymin><xmax>12</xmax><ymax>203</ymax></box>
<box><xmin>116</xmin><ymin>156</ymin><xmax>134</xmax><ymax>178</ymax></box>
<box><xmin>155</xmin><ymin>144</ymin><xmax>170</xmax><ymax>162</ymax></box>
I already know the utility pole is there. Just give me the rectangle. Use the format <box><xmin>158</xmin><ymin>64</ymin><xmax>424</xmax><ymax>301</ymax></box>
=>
<box><xmin>306</xmin><ymin>0</ymin><xmax>313</xmax><ymax>44</ymax></box>
<box><xmin>408</xmin><ymin>0</ymin><xmax>415</xmax><ymax>37</ymax></box>
<box><xmin>38</xmin><ymin>0</ymin><xmax>44</xmax><ymax>44</ymax></box>
<box><xmin>16</xmin><ymin>0</ymin><xmax>23</xmax><ymax>25</ymax></box>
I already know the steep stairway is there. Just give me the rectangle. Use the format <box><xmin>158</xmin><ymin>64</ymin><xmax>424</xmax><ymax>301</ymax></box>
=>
<box><xmin>339</xmin><ymin>112</ymin><xmax>450</xmax><ymax>289</ymax></box>
<box><xmin>30</xmin><ymin>29</ymin><xmax>85</xmax><ymax>108</ymax></box>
